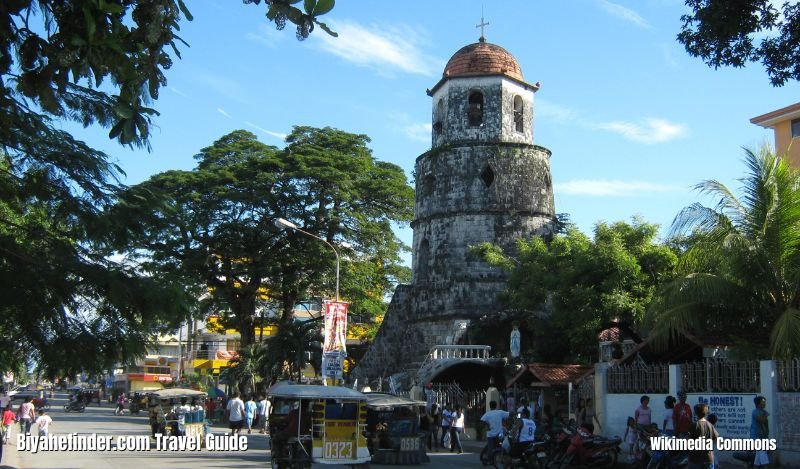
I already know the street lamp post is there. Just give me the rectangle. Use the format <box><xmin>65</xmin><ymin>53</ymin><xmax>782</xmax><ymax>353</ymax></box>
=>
<box><xmin>273</xmin><ymin>218</ymin><xmax>341</xmax><ymax>301</ymax></box>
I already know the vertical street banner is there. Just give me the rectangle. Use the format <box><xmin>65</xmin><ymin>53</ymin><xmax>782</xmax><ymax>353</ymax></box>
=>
<box><xmin>322</xmin><ymin>301</ymin><xmax>348</xmax><ymax>381</ymax></box>
<box><xmin>323</xmin><ymin>301</ymin><xmax>348</xmax><ymax>354</ymax></box>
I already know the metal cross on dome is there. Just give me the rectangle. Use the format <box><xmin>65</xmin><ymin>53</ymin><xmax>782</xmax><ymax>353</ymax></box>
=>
<box><xmin>476</xmin><ymin>15</ymin><xmax>489</xmax><ymax>41</ymax></box>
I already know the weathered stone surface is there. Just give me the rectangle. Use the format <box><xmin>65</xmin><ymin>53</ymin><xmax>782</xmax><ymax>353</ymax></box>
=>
<box><xmin>353</xmin><ymin>40</ymin><xmax>554</xmax><ymax>384</ymax></box>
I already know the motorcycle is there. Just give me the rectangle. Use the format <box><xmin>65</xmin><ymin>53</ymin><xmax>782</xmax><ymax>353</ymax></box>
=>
<box><xmin>557</xmin><ymin>425</ymin><xmax>621</xmax><ymax>468</ymax></box>
<box><xmin>64</xmin><ymin>400</ymin><xmax>86</xmax><ymax>413</ymax></box>
<box><xmin>642</xmin><ymin>430</ymin><xmax>689</xmax><ymax>469</ymax></box>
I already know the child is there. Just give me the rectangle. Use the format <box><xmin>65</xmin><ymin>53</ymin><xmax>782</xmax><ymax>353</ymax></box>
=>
<box><xmin>624</xmin><ymin>416</ymin><xmax>638</xmax><ymax>462</ymax></box>
<box><xmin>1</xmin><ymin>406</ymin><xmax>15</xmax><ymax>444</ymax></box>
<box><xmin>35</xmin><ymin>409</ymin><xmax>52</xmax><ymax>436</ymax></box>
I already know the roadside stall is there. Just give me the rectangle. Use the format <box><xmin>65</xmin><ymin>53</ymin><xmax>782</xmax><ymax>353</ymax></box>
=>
<box><xmin>363</xmin><ymin>392</ymin><xmax>428</xmax><ymax>465</ymax></box>
<box><xmin>146</xmin><ymin>388</ymin><xmax>208</xmax><ymax>440</ymax></box>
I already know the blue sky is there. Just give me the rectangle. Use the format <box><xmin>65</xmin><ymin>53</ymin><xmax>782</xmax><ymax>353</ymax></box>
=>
<box><xmin>69</xmin><ymin>0</ymin><xmax>799</xmax><ymax>259</ymax></box>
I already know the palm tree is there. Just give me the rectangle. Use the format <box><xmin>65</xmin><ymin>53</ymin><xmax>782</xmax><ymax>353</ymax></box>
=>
<box><xmin>226</xmin><ymin>343</ymin><xmax>265</xmax><ymax>395</ymax></box>
<box><xmin>260</xmin><ymin>319</ymin><xmax>323</xmax><ymax>382</ymax></box>
<box><xmin>648</xmin><ymin>145</ymin><xmax>800</xmax><ymax>358</ymax></box>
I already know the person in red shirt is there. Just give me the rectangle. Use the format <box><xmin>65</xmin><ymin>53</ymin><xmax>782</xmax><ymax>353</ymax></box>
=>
<box><xmin>672</xmin><ymin>391</ymin><xmax>693</xmax><ymax>436</ymax></box>
<box><xmin>2</xmin><ymin>406</ymin><xmax>16</xmax><ymax>443</ymax></box>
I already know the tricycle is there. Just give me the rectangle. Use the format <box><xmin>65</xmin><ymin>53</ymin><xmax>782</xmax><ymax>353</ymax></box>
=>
<box><xmin>268</xmin><ymin>381</ymin><xmax>371</xmax><ymax>469</ymax></box>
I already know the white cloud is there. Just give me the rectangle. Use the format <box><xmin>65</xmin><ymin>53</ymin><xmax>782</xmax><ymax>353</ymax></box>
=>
<box><xmin>402</xmin><ymin>123</ymin><xmax>431</xmax><ymax>142</ymax></box>
<box><xmin>595</xmin><ymin>0</ymin><xmax>652</xmax><ymax>29</ymax></box>
<box><xmin>555</xmin><ymin>179</ymin><xmax>682</xmax><ymax>196</ymax></box>
<box><xmin>535</xmin><ymin>100</ymin><xmax>577</xmax><ymax>123</ymax></box>
<box><xmin>217</xmin><ymin>108</ymin><xmax>232</xmax><ymax>119</ymax></box>
<box><xmin>597</xmin><ymin>118</ymin><xmax>688</xmax><ymax>144</ymax></box>
<box><xmin>314</xmin><ymin>20</ymin><xmax>441</xmax><ymax>76</ymax></box>
<box><xmin>244</xmin><ymin>121</ymin><xmax>287</xmax><ymax>141</ymax></box>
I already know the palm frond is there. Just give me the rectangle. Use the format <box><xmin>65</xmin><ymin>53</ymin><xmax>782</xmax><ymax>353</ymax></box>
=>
<box><xmin>770</xmin><ymin>308</ymin><xmax>800</xmax><ymax>359</ymax></box>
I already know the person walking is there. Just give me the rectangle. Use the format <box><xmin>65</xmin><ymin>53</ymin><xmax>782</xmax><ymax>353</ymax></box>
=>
<box><xmin>663</xmin><ymin>396</ymin><xmax>676</xmax><ymax>436</ymax></box>
<box><xmin>17</xmin><ymin>397</ymin><xmax>35</xmax><ymax>435</ymax></box>
<box><xmin>450</xmin><ymin>404</ymin><xmax>465</xmax><ymax>454</ymax></box>
<box><xmin>751</xmin><ymin>396</ymin><xmax>770</xmax><ymax>468</ymax></box>
<box><xmin>226</xmin><ymin>392</ymin><xmax>245</xmax><ymax>435</ymax></box>
<box><xmin>244</xmin><ymin>395</ymin><xmax>257</xmax><ymax>434</ymax></box>
<box><xmin>35</xmin><ymin>409</ymin><xmax>52</xmax><ymax>437</ymax></box>
<box><xmin>688</xmin><ymin>403</ymin><xmax>719</xmax><ymax>469</ymax></box>
<box><xmin>440</xmin><ymin>403</ymin><xmax>452</xmax><ymax>450</ymax></box>
<box><xmin>429</xmin><ymin>403</ymin><xmax>441</xmax><ymax>451</ymax></box>
<box><xmin>1</xmin><ymin>406</ymin><xmax>15</xmax><ymax>444</ymax></box>
<box><xmin>480</xmin><ymin>400</ymin><xmax>509</xmax><ymax>464</ymax></box>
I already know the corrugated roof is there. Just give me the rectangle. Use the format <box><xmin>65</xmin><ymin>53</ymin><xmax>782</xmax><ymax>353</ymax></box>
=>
<box><xmin>507</xmin><ymin>363</ymin><xmax>593</xmax><ymax>387</ymax></box>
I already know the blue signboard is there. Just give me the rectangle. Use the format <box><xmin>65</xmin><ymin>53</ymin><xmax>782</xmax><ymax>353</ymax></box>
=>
<box><xmin>688</xmin><ymin>393</ymin><xmax>755</xmax><ymax>439</ymax></box>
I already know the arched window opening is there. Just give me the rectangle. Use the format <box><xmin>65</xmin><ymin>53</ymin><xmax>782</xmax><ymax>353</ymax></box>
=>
<box><xmin>467</xmin><ymin>91</ymin><xmax>484</xmax><ymax>127</ymax></box>
<box><xmin>434</xmin><ymin>99</ymin><xmax>444</xmax><ymax>135</ymax></box>
<box><xmin>513</xmin><ymin>95</ymin><xmax>524</xmax><ymax>132</ymax></box>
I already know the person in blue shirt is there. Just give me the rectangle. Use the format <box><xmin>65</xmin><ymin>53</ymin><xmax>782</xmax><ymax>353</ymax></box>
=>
<box><xmin>750</xmin><ymin>396</ymin><xmax>770</xmax><ymax>468</ymax></box>
<box><xmin>244</xmin><ymin>395</ymin><xmax>257</xmax><ymax>434</ymax></box>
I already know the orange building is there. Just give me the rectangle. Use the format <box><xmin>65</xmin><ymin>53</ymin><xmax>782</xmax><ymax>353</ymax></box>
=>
<box><xmin>750</xmin><ymin>102</ymin><xmax>800</xmax><ymax>168</ymax></box>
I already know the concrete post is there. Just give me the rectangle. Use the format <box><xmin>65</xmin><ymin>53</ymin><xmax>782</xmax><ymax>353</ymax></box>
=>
<box><xmin>594</xmin><ymin>362</ymin><xmax>609</xmax><ymax>435</ymax></box>
<box><xmin>669</xmin><ymin>364</ymin><xmax>681</xmax><ymax>396</ymax></box>
<box><xmin>760</xmin><ymin>360</ymin><xmax>778</xmax><ymax>465</ymax></box>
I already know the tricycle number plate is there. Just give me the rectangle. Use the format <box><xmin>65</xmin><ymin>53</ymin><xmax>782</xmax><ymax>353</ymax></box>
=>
<box><xmin>324</xmin><ymin>441</ymin><xmax>353</xmax><ymax>459</ymax></box>
<box><xmin>537</xmin><ymin>452</ymin><xmax>546</xmax><ymax>458</ymax></box>
<box><xmin>400</xmin><ymin>437</ymin><xmax>419</xmax><ymax>451</ymax></box>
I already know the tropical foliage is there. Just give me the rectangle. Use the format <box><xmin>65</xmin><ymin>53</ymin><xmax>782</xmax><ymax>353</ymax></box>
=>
<box><xmin>112</xmin><ymin>128</ymin><xmax>414</xmax><ymax>347</ymax></box>
<box><xmin>648</xmin><ymin>145</ymin><xmax>800</xmax><ymax>358</ymax></box>
<box><xmin>0</xmin><ymin>1</ymin><xmax>335</xmax><ymax>375</ymax></box>
<box><xmin>678</xmin><ymin>0</ymin><xmax>800</xmax><ymax>86</ymax></box>
<box><xmin>474</xmin><ymin>219</ymin><xmax>678</xmax><ymax>363</ymax></box>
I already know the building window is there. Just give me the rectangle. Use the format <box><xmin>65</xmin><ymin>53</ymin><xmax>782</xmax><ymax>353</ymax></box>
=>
<box><xmin>480</xmin><ymin>164</ymin><xmax>495</xmax><ymax>187</ymax></box>
<box><xmin>467</xmin><ymin>91</ymin><xmax>483</xmax><ymax>127</ymax></box>
<box><xmin>513</xmin><ymin>95</ymin><xmax>524</xmax><ymax>132</ymax></box>
<box><xmin>792</xmin><ymin>118</ymin><xmax>800</xmax><ymax>138</ymax></box>
<box><xmin>422</xmin><ymin>174</ymin><xmax>435</xmax><ymax>197</ymax></box>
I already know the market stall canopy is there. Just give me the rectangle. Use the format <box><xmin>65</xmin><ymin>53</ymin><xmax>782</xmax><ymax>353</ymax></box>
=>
<box><xmin>147</xmin><ymin>388</ymin><xmax>206</xmax><ymax>399</ymax></box>
<box><xmin>507</xmin><ymin>363</ymin><xmax>593</xmax><ymax>388</ymax></box>
<box><xmin>362</xmin><ymin>392</ymin><xmax>425</xmax><ymax>410</ymax></box>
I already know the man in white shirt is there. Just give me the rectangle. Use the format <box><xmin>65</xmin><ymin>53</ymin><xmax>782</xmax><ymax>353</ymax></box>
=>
<box><xmin>439</xmin><ymin>404</ymin><xmax>453</xmax><ymax>449</ymax></box>
<box><xmin>226</xmin><ymin>392</ymin><xmax>245</xmax><ymax>434</ymax></box>
<box><xmin>176</xmin><ymin>398</ymin><xmax>192</xmax><ymax>436</ymax></box>
<box><xmin>258</xmin><ymin>395</ymin><xmax>271</xmax><ymax>434</ymax></box>
<box><xmin>480</xmin><ymin>400</ymin><xmax>509</xmax><ymax>464</ymax></box>
<box><xmin>505</xmin><ymin>408</ymin><xmax>537</xmax><ymax>466</ymax></box>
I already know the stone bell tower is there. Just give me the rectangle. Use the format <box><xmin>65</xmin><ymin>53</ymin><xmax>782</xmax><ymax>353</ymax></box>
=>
<box><xmin>353</xmin><ymin>35</ymin><xmax>555</xmax><ymax>383</ymax></box>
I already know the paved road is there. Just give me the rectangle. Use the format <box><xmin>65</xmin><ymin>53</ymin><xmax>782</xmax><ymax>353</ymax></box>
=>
<box><xmin>1</xmin><ymin>394</ymin><xmax>488</xmax><ymax>469</ymax></box>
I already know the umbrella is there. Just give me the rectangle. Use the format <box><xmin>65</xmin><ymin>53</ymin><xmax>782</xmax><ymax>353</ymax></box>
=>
<box><xmin>207</xmin><ymin>387</ymin><xmax>226</xmax><ymax>399</ymax></box>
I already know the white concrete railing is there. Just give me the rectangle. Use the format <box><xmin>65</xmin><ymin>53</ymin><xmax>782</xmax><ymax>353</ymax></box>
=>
<box><xmin>428</xmin><ymin>345</ymin><xmax>491</xmax><ymax>360</ymax></box>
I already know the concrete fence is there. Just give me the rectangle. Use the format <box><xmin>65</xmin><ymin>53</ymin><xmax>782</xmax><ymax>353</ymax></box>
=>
<box><xmin>595</xmin><ymin>361</ymin><xmax>800</xmax><ymax>467</ymax></box>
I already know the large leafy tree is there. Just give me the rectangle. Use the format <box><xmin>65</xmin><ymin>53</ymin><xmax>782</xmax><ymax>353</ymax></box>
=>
<box><xmin>475</xmin><ymin>219</ymin><xmax>678</xmax><ymax>363</ymax></box>
<box><xmin>648</xmin><ymin>145</ymin><xmax>800</xmax><ymax>358</ymax></box>
<box><xmin>113</xmin><ymin>128</ymin><xmax>414</xmax><ymax>348</ymax></box>
<box><xmin>0</xmin><ymin>1</ymin><xmax>336</xmax><ymax>375</ymax></box>
<box><xmin>678</xmin><ymin>0</ymin><xmax>800</xmax><ymax>86</ymax></box>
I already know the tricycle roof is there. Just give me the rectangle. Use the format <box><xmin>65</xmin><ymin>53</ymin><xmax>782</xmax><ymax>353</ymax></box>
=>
<box><xmin>268</xmin><ymin>382</ymin><xmax>366</xmax><ymax>401</ymax></box>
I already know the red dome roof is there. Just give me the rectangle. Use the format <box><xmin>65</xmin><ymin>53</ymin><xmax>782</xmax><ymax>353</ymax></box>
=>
<box><xmin>443</xmin><ymin>39</ymin><xmax>523</xmax><ymax>81</ymax></box>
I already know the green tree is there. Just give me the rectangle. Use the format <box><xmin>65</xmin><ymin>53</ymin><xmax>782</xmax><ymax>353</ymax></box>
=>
<box><xmin>678</xmin><ymin>0</ymin><xmax>800</xmax><ymax>86</ymax></box>
<box><xmin>475</xmin><ymin>219</ymin><xmax>678</xmax><ymax>363</ymax></box>
<box><xmin>0</xmin><ymin>1</ymin><xmax>336</xmax><ymax>375</ymax></box>
<box><xmin>648</xmin><ymin>145</ymin><xmax>800</xmax><ymax>358</ymax></box>
<box><xmin>113</xmin><ymin>128</ymin><xmax>414</xmax><ymax>348</ymax></box>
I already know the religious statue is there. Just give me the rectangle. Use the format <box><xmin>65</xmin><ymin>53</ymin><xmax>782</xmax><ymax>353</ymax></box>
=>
<box><xmin>510</xmin><ymin>322</ymin><xmax>521</xmax><ymax>359</ymax></box>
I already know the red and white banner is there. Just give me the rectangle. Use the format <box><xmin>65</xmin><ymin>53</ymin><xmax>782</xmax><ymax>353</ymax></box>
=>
<box><xmin>323</xmin><ymin>301</ymin><xmax>348</xmax><ymax>355</ymax></box>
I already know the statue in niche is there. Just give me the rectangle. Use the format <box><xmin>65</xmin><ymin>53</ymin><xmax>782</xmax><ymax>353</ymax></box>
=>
<box><xmin>510</xmin><ymin>321</ymin><xmax>521</xmax><ymax>360</ymax></box>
